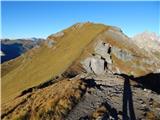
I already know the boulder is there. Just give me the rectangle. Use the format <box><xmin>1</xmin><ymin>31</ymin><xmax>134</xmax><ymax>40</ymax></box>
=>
<box><xmin>95</xmin><ymin>40</ymin><xmax>112</xmax><ymax>64</ymax></box>
<box><xmin>81</xmin><ymin>57</ymin><xmax>93</xmax><ymax>73</ymax></box>
<box><xmin>81</xmin><ymin>56</ymin><xmax>106</xmax><ymax>75</ymax></box>
<box><xmin>90</xmin><ymin>57</ymin><xmax>105</xmax><ymax>75</ymax></box>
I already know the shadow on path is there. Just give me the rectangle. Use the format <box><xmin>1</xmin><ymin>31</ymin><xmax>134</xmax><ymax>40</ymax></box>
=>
<box><xmin>122</xmin><ymin>74</ymin><xmax>136</xmax><ymax>120</ymax></box>
<box><xmin>134</xmin><ymin>73</ymin><xmax>160</xmax><ymax>94</ymax></box>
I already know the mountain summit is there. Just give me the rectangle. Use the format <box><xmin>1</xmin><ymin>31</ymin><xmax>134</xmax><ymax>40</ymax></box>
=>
<box><xmin>1</xmin><ymin>22</ymin><xmax>160</xmax><ymax>120</ymax></box>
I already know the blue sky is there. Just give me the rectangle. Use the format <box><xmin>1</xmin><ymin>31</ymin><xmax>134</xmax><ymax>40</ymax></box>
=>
<box><xmin>1</xmin><ymin>1</ymin><xmax>160</xmax><ymax>39</ymax></box>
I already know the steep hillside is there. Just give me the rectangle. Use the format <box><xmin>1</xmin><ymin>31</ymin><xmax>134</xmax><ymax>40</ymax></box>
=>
<box><xmin>1</xmin><ymin>22</ymin><xmax>160</xmax><ymax>120</ymax></box>
<box><xmin>2</xmin><ymin>22</ymin><xmax>107</xmax><ymax>104</ymax></box>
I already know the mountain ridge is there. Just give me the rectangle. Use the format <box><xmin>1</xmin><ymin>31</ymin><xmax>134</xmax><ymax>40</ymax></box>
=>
<box><xmin>1</xmin><ymin>22</ymin><xmax>160</xmax><ymax>120</ymax></box>
<box><xmin>2</xmin><ymin>22</ymin><xmax>108</xmax><ymax>104</ymax></box>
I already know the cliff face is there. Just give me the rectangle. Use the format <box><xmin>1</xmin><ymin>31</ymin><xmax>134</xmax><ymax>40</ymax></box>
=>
<box><xmin>1</xmin><ymin>23</ymin><xmax>160</xmax><ymax>120</ymax></box>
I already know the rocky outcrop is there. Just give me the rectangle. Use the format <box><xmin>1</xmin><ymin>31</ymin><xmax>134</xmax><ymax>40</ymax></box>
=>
<box><xmin>94</xmin><ymin>40</ymin><xmax>112</xmax><ymax>64</ymax></box>
<box><xmin>81</xmin><ymin>40</ymin><xmax>112</xmax><ymax>75</ymax></box>
<box><xmin>111</xmin><ymin>47</ymin><xmax>133</xmax><ymax>61</ymax></box>
<box><xmin>80</xmin><ymin>27</ymin><xmax>160</xmax><ymax>77</ymax></box>
<box><xmin>81</xmin><ymin>56</ymin><xmax>106</xmax><ymax>75</ymax></box>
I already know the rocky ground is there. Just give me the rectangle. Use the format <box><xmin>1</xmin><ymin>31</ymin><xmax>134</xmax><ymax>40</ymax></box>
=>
<box><xmin>66</xmin><ymin>73</ymin><xmax>160</xmax><ymax>120</ymax></box>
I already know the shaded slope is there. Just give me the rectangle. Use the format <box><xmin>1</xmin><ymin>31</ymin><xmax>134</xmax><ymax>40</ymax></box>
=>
<box><xmin>1</xmin><ymin>39</ymin><xmax>43</xmax><ymax>63</ymax></box>
<box><xmin>1</xmin><ymin>43</ymin><xmax>25</xmax><ymax>63</ymax></box>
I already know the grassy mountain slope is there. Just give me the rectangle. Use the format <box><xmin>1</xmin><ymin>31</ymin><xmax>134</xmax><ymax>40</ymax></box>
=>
<box><xmin>2</xmin><ymin>23</ymin><xmax>108</xmax><ymax>104</ymax></box>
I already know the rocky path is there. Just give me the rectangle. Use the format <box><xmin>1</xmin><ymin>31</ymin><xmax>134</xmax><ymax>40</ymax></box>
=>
<box><xmin>66</xmin><ymin>73</ymin><xmax>160</xmax><ymax>120</ymax></box>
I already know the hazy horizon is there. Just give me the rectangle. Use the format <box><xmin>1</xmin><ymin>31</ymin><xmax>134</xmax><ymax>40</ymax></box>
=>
<box><xmin>1</xmin><ymin>1</ymin><xmax>159</xmax><ymax>39</ymax></box>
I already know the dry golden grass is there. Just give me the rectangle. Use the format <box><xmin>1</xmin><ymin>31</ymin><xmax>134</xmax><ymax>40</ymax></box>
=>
<box><xmin>146</xmin><ymin>112</ymin><xmax>158</xmax><ymax>120</ymax></box>
<box><xmin>1</xmin><ymin>56</ymin><xmax>24</xmax><ymax>77</ymax></box>
<box><xmin>1</xmin><ymin>23</ymin><xmax>107</xmax><ymax>104</ymax></box>
<box><xmin>1</xmin><ymin>78</ymin><xmax>87</xmax><ymax>120</ymax></box>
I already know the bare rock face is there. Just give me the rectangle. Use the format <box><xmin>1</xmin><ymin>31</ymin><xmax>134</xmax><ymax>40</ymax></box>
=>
<box><xmin>81</xmin><ymin>40</ymin><xmax>112</xmax><ymax>75</ymax></box>
<box><xmin>81</xmin><ymin>57</ymin><xmax>93</xmax><ymax>73</ymax></box>
<box><xmin>81</xmin><ymin>56</ymin><xmax>105</xmax><ymax>75</ymax></box>
<box><xmin>90</xmin><ymin>57</ymin><xmax>105</xmax><ymax>75</ymax></box>
<box><xmin>111</xmin><ymin>47</ymin><xmax>133</xmax><ymax>61</ymax></box>
<box><xmin>94</xmin><ymin>40</ymin><xmax>112</xmax><ymax>64</ymax></box>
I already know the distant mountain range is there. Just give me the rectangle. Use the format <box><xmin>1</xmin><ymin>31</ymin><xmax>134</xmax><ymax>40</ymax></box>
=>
<box><xmin>1</xmin><ymin>23</ymin><xmax>160</xmax><ymax>120</ymax></box>
<box><xmin>132</xmin><ymin>31</ymin><xmax>160</xmax><ymax>51</ymax></box>
<box><xmin>132</xmin><ymin>31</ymin><xmax>160</xmax><ymax>59</ymax></box>
<box><xmin>1</xmin><ymin>38</ymin><xmax>45</xmax><ymax>63</ymax></box>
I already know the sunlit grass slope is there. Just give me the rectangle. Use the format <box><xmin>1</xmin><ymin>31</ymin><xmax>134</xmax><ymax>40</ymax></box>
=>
<box><xmin>2</xmin><ymin>23</ymin><xmax>108</xmax><ymax>104</ymax></box>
